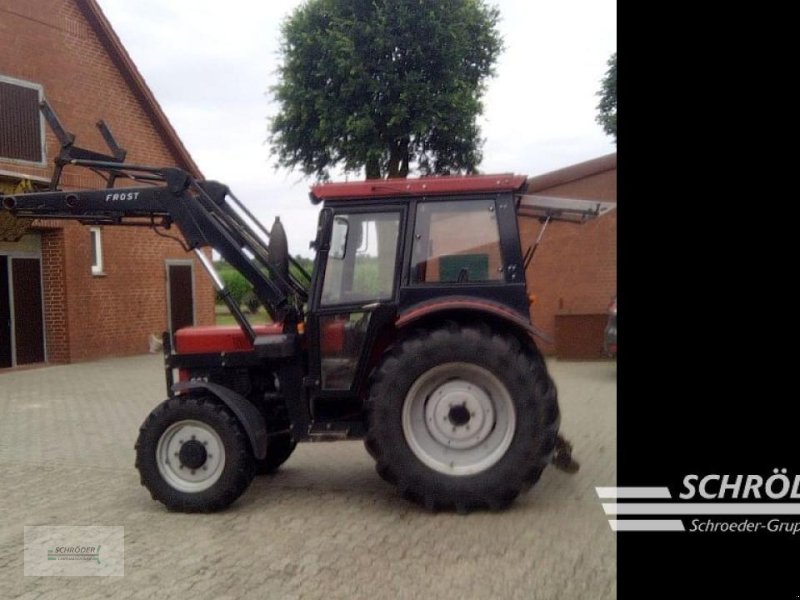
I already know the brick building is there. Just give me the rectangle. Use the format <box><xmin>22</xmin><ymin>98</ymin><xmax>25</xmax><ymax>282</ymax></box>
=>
<box><xmin>0</xmin><ymin>0</ymin><xmax>215</xmax><ymax>368</ymax></box>
<box><xmin>519</xmin><ymin>153</ymin><xmax>616</xmax><ymax>358</ymax></box>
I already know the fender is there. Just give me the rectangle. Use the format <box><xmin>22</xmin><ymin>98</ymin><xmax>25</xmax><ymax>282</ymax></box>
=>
<box><xmin>171</xmin><ymin>381</ymin><xmax>267</xmax><ymax>460</ymax></box>
<box><xmin>395</xmin><ymin>297</ymin><xmax>554</xmax><ymax>345</ymax></box>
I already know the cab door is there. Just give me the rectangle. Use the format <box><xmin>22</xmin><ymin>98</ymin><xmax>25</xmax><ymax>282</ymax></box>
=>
<box><xmin>308</xmin><ymin>208</ymin><xmax>403</xmax><ymax>394</ymax></box>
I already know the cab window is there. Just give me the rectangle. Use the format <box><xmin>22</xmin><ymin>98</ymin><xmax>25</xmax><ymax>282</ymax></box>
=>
<box><xmin>320</xmin><ymin>211</ymin><xmax>401</xmax><ymax>306</ymax></box>
<box><xmin>411</xmin><ymin>200</ymin><xmax>503</xmax><ymax>284</ymax></box>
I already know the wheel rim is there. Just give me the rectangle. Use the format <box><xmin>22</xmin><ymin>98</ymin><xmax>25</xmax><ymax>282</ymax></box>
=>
<box><xmin>402</xmin><ymin>362</ymin><xmax>516</xmax><ymax>476</ymax></box>
<box><xmin>156</xmin><ymin>419</ymin><xmax>226</xmax><ymax>493</ymax></box>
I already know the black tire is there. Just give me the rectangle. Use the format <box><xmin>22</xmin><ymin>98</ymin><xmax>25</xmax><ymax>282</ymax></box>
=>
<box><xmin>255</xmin><ymin>433</ymin><xmax>297</xmax><ymax>475</ymax></box>
<box><xmin>134</xmin><ymin>395</ymin><xmax>256</xmax><ymax>512</ymax></box>
<box><xmin>365</xmin><ymin>323</ymin><xmax>559</xmax><ymax>512</ymax></box>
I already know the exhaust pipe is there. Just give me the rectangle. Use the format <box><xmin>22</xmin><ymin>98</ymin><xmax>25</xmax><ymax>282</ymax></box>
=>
<box><xmin>2</xmin><ymin>196</ymin><xmax>17</xmax><ymax>210</ymax></box>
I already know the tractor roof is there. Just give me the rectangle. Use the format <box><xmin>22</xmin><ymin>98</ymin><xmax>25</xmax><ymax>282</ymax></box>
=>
<box><xmin>309</xmin><ymin>174</ymin><xmax>528</xmax><ymax>204</ymax></box>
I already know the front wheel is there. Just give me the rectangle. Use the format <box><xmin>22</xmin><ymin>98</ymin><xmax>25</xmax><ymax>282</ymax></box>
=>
<box><xmin>255</xmin><ymin>433</ymin><xmax>297</xmax><ymax>475</ymax></box>
<box><xmin>135</xmin><ymin>396</ymin><xmax>256</xmax><ymax>512</ymax></box>
<box><xmin>365</xmin><ymin>324</ymin><xmax>559</xmax><ymax>512</ymax></box>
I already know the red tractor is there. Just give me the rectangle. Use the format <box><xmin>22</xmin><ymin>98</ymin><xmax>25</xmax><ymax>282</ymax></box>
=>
<box><xmin>1</xmin><ymin>105</ymin><xmax>611</xmax><ymax>512</ymax></box>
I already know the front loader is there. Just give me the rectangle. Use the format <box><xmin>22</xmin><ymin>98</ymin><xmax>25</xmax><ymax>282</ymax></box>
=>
<box><xmin>1</xmin><ymin>105</ymin><xmax>612</xmax><ymax>512</ymax></box>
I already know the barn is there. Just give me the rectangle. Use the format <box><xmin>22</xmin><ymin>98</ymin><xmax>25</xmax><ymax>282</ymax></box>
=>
<box><xmin>0</xmin><ymin>0</ymin><xmax>215</xmax><ymax>368</ymax></box>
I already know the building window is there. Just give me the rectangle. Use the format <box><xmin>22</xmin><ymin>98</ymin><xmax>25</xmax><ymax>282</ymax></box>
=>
<box><xmin>0</xmin><ymin>75</ymin><xmax>45</xmax><ymax>165</ymax></box>
<box><xmin>90</xmin><ymin>227</ymin><xmax>104</xmax><ymax>275</ymax></box>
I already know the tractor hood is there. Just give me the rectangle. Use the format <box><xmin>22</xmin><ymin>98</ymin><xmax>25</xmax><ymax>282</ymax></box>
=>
<box><xmin>175</xmin><ymin>324</ymin><xmax>285</xmax><ymax>354</ymax></box>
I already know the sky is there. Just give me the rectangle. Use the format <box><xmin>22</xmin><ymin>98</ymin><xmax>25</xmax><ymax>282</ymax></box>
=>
<box><xmin>96</xmin><ymin>0</ymin><xmax>616</xmax><ymax>257</ymax></box>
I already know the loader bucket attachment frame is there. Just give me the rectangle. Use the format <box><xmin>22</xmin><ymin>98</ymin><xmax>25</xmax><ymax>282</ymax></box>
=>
<box><xmin>0</xmin><ymin>102</ymin><xmax>312</xmax><ymax>342</ymax></box>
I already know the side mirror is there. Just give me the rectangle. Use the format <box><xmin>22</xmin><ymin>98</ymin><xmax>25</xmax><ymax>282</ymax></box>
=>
<box><xmin>330</xmin><ymin>216</ymin><xmax>349</xmax><ymax>260</ymax></box>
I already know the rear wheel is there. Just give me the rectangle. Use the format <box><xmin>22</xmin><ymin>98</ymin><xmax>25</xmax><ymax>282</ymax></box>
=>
<box><xmin>365</xmin><ymin>324</ymin><xmax>559</xmax><ymax>512</ymax></box>
<box><xmin>135</xmin><ymin>396</ymin><xmax>256</xmax><ymax>512</ymax></box>
<box><xmin>402</xmin><ymin>362</ymin><xmax>516</xmax><ymax>476</ymax></box>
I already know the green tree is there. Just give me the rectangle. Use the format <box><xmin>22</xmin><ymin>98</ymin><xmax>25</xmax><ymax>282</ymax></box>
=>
<box><xmin>596</xmin><ymin>52</ymin><xmax>617</xmax><ymax>142</ymax></box>
<box><xmin>292</xmin><ymin>254</ymin><xmax>314</xmax><ymax>275</ymax></box>
<box><xmin>269</xmin><ymin>0</ymin><xmax>503</xmax><ymax>180</ymax></box>
<box><xmin>217</xmin><ymin>269</ymin><xmax>253</xmax><ymax>306</ymax></box>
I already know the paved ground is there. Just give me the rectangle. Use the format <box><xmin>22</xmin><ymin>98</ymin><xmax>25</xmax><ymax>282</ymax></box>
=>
<box><xmin>0</xmin><ymin>355</ymin><xmax>616</xmax><ymax>599</ymax></box>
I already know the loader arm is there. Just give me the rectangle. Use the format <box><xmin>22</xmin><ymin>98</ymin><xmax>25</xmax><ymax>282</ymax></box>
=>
<box><xmin>1</xmin><ymin>161</ymin><xmax>309</xmax><ymax>341</ymax></box>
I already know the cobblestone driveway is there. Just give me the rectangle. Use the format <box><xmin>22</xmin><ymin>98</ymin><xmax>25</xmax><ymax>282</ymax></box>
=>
<box><xmin>0</xmin><ymin>355</ymin><xmax>616</xmax><ymax>599</ymax></box>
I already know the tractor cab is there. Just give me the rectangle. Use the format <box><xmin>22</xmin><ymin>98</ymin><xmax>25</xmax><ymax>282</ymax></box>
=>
<box><xmin>303</xmin><ymin>175</ymin><xmax>532</xmax><ymax>406</ymax></box>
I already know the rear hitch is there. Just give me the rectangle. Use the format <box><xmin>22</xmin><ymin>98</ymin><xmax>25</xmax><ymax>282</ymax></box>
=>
<box><xmin>551</xmin><ymin>434</ymin><xmax>580</xmax><ymax>474</ymax></box>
